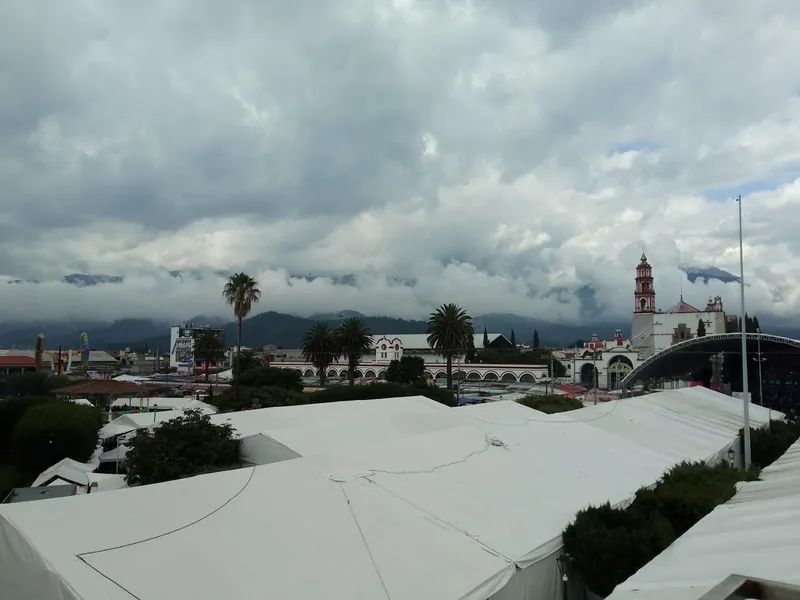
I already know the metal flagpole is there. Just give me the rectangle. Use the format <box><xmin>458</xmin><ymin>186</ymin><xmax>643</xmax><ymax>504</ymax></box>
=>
<box><xmin>737</xmin><ymin>195</ymin><xmax>752</xmax><ymax>469</ymax></box>
<box><xmin>756</xmin><ymin>328</ymin><xmax>764</xmax><ymax>407</ymax></box>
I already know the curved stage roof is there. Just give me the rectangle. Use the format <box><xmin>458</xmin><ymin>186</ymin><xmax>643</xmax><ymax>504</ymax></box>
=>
<box><xmin>621</xmin><ymin>332</ymin><xmax>800</xmax><ymax>390</ymax></box>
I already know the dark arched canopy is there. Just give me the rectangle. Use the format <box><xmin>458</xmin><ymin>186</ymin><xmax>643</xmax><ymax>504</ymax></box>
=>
<box><xmin>621</xmin><ymin>332</ymin><xmax>800</xmax><ymax>392</ymax></box>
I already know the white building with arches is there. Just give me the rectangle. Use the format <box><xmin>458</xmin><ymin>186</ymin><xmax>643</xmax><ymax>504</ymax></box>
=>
<box><xmin>270</xmin><ymin>332</ymin><xmax>549</xmax><ymax>383</ymax></box>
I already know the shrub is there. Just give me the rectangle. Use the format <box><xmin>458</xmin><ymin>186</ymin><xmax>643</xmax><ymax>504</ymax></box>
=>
<box><xmin>10</xmin><ymin>402</ymin><xmax>101</xmax><ymax>474</ymax></box>
<box><xmin>236</xmin><ymin>367</ymin><xmax>303</xmax><ymax>391</ymax></box>
<box><xmin>563</xmin><ymin>461</ymin><xmax>757</xmax><ymax>597</ymax></box>
<box><xmin>311</xmin><ymin>382</ymin><xmax>456</xmax><ymax>407</ymax></box>
<box><xmin>744</xmin><ymin>419</ymin><xmax>800</xmax><ymax>468</ymax></box>
<box><xmin>517</xmin><ymin>394</ymin><xmax>582</xmax><ymax>414</ymax></box>
<box><xmin>562</xmin><ymin>503</ymin><xmax>675</xmax><ymax>597</ymax></box>
<box><xmin>0</xmin><ymin>396</ymin><xmax>54</xmax><ymax>460</ymax></box>
<box><xmin>0</xmin><ymin>464</ymin><xmax>23</xmax><ymax>501</ymax></box>
<box><xmin>124</xmin><ymin>409</ymin><xmax>240</xmax><ymax>486</ymax></box>
<box><xmin>210</xmin><ymin>385</ymin><xmax>311</xmax><ymax>412</ymax></box>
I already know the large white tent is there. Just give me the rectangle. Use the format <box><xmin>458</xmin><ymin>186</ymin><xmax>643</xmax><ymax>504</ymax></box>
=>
<box><xmin>0</xmin><ymin>388</ymin><xmax>776</xmax><ymax>600</ymax></box>
<box><xmin>608</xmin><ymin>437</ymin><xmax>800</xmax><ymax>600</ymax></box>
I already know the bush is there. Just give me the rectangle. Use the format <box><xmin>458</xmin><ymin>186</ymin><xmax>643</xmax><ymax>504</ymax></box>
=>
<box><xmin>0</xmin><ymin>397</ymin><xmax>54</xmax><ymax>461</ymax></box>
<box><xmin>210</xmin><ymin>385</ymin><xmax>311</xmax><ymax>412</ymax></box>
<box><xmin>0</xmin><ymin>373</ymin><xmax>76</xmax><ymax>398</ymax></box>
<box><xmin>562</xmin><ymin>503</ymin><xmax>675</xmax><ymax>597</ymax></box>
<box><xmin>311</xmin><ymin>382</ymin><xmax>457</xmax><ymax>407</ymax></box>
<box><xmin>10</xmin><ymin>402</ymin><xmax>101</xmax><ymax>474</ymax></box>
<box><xmin>517</xmin><ymin>394</ymin><xmax>582</xmax><ymax>414</ymax></box>
<box><xmin>124</xmin><ymin>409</ymin><xmax>240</xmax><ymax>486</ymax></box>
<box><xmin>744</xmin><ymin>419</ymin><xmax>800</xmax><ymax>468</ymax></box>
<box><xmin>0</xmin><ymin>464</ymin><xmax>23</xmax><ymax>501</ymax></box>
<box><xmin>563</xmin><ymin>461</ymin><xmax>756</xmax><ymax>597</ymax></box>
<box><xmin>235</xmin><ymin>367</ymin><xmax>303</xmax><ymax>391</ymax></box>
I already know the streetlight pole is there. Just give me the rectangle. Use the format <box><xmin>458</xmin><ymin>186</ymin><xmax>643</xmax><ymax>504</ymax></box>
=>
<box><xmin>737</xmin><ymin>195</ymin><xmax>752</xmax><ymax>469</ymax></box>
<box><xmin>592</xmin><ymin>349</ymin><xmax>598</xmax><ymax>405</ymax></box>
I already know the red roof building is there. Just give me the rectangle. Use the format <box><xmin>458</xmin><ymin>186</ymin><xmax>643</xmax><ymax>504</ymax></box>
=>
<box><xmin>0</xmin><ymin>354</ymin><xmax>38</xmax><ymax>374</ymax></box>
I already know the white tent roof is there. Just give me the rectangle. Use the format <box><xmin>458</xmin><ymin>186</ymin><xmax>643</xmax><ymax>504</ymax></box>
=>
<box><xmin>110</xmin><ymin>397</ymin><xmax>217</xmax><ymax>411</ymax></box>
<box><xmin>32</xmin><ymin>458</ymin><xmax>96</xmax><ymax>488</ymax></box>
<box><xmin>608</xmin><ymin>437</ymin><xmax>800</xmax><ymax>600</ymax></box>
<box><xmin>0</xmin><ymin>457</ymin><xmax>515</xmax><ymax>600</ymax></box>
<box><xmin>0</xmin><ymin>388</ymin><xmax>772</xmax><ymax>600</ymax></box>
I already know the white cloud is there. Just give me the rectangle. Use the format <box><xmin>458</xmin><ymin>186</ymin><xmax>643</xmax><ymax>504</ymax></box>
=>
<box><xmin>1</xmin><ymin>0</ymin><xmax>800</xmax><ymax>326</ymax></box>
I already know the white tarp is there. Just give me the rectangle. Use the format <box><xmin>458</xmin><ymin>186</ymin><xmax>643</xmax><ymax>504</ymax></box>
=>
<box><xmin>32</xmin><ymin>458</ymin><xmax>96</xmax><ymax>487</ymax></box>
<box><xmin>608</xmin><ymin>437</ymin><xmax>800</xmax><ymax>600</ymax></box>
<box><xmin>110</xmin><ymin>397</ymin><xmax>217</xmax><ymax>411</ymax></box>
<box><xmin>0</xmin><ymin>388</ymin><xmax>772</xmax><ymax>600</ymax></box>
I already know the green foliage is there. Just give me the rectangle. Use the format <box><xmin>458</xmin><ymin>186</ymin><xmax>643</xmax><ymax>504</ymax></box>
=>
<box><xmin>124</xmin><ymin>409</ymin><xmax>240</xmax><ymax>486</ymax></box>
<box><xmin>563</xmin><ymin>503</ymin><xmax>676</xmax><ymax>597</ymax></box>
<box><xmin>0</xmin><ymin>396</ymin><xmax>55</xmax><ymax>461</ymax></box>
<box><xmin>232</xmin><ymin>349</ymin><xmax>262</xmax><ymax>373</ymax></box>
<box><xmin>311</xmin><ymin>382</ymin><xmax>457</xmax><ymax>407</ymax></box>
<box><xmin>10</xmin><ymin>402</ymin><xmax>101</xmax><ymax>474</ymax></box>
<box><xmin>222</xmin><ymin>272</ymin><xmax>262</xmax><ymax>321</ymax></box>
<box><xmin>385</xmin><ymin>356</ymin><xmax>425</xmax><ymax>384</ymax></box>
<box><xmin>194</xmin><ymin>328</ymin><xmax>225</xmax><ymax>382</ymax></box>
<box><xmin>0</xmin><ymin>373</ymin><xmax>74</xmax><ymax>398</ymax></box>
<box><xmin>744</xmin><ymin>419</ymin><xmax>800</xmax><ymax>468</ymax></box>
<box><xmin>0</xmin><ymin>464</ymin><xmax>23</xmax><ymax>502</ymax></box>
<box><xmin>696</xmin><ymin>318</ymin><xmax>706</xmax><ymax>337</ymax></box>
<box><xmin>334</xmin><ymin>317</ymin><xmax>373</xmax><ymax>386</ymax></box>
<box><xmin>510</xmin><ymin>329</ymin><xmax>516</xmax><ymax>347</ymax></box>
<box><xmin>517</xmin><ymin>394</ymin><xmax>582</xmax><ymax>414</ymax></box>
<box><xmin>477</xmin><ymin>347</ymin><xmax>550</xmax><ymax>366</ymax></box>
<box><xmin>236</xmin><ymin>366</ymin><xmax>303</xmax><ymax>391</ymax></box>
<box><xmin>301</xmin><ymin>321</ymin><xmax>340</xmax><ymax>385</ymax></box>
<box><xmin>563</xmin><ymin>462</ymin><xmax>758</xmax><ymax>597</ymax></box>
<box><xmin>532</xmin><ymin>329</ymin><xmax>540</xmax><ymax>348</ymax></box>
<box><xmin>210</xmin><ymin>385</ymin><xmax>311</xmax><ymax>412</ymax></box>
<box><xmin>426</xmin><ymin>303</ymin><xmax>475</xmax><ymax>389</ymax></box>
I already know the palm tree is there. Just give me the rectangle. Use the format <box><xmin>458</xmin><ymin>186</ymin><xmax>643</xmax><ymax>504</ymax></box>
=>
<box><xmin>301</xmin><ymin>322</ymin><xmax>340</xmax><ymax>386</ymax></box>
<box><xmin>426</xmin><ymin>303</ymin><xmax>474</xmax><ymax>390</ymax></box>
<box><xmin>194</xmin><ymin>328</ymin><xmax>224</xmax><ymax>382</ymax></box>
<box><xmin>334</xmin><ymin>317</ymin><xmax>373</xmax><ymax>386</ymax></box>
<box><xmin>232</xmin><ymin>349</ymin><xmax>262</xmax><ymax>373</ymax></box>
<box><xmin>222</xmin><ymin>272</ymin><xmax>261</xmax><ymax>406</ymax></box>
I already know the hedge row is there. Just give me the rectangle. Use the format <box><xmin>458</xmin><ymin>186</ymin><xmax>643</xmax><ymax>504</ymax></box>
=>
<box><xmin>563</xmin><ymin>418</ymin><xmax>800</xmax><ymax>598</ymax></box>
<box><xmin>562</xmin><ymin>461</ymin><xmax>757</xmax><ymax>597</ymax></box>
<box><xmin>517</xmin><ymin>394</ymin><xmax>582</xmax><ymax>414</ymax></box>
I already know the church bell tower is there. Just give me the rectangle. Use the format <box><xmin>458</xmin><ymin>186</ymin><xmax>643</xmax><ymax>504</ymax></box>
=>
<box><xmin>634</xmin><ymin>252</ymin><xmax>655</xmax><ymax>313</ymax></box>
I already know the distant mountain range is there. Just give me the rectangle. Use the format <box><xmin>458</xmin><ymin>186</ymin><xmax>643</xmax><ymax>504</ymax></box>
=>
<box><xmin>0</xmin><ymin>311</ymin><xmax>631</xmax><ymax>351</ymax></box>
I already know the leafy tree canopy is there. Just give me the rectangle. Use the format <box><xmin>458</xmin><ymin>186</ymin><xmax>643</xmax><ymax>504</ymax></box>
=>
<box><xmin>232</xmin><ymin>349</ymin><xmax>262</xmax><ymax>373</ymax></box>
<box><xmin>10</xmin><ymin>402</ymin><xmax>101</xmax><ymax>475</ymax></box>
<box><xmin>0</xmin><ymin>373</ymin><xmax>75</xmax><ymax>398</ymax></box>
<box><xmin>311</xmin><ymin>381</ymin><xmax>456</xmax><ymax>407</ymax></box>
<box><xmin>0</xmin><ymin>396</ymin><xmax>55</xmax><ymax>461</ymax></box>
<box><xmin>236</xmin><ymin>366</ymin><xmax>303</xmax><ymax>391</ymax></box>
<box><xmin>385</xmin><ymin>356</ymin><xmax>425</xmax><ymax>385</ymax></box>
<box><xmin>210</xmin><ymin>385</ymin><xmax>311</xmax><ymax>413</ymax></box>
<box><xmin>124</xmin><ymin>409</ymin><xmax>240</xmax><ymax>486</ymax></box>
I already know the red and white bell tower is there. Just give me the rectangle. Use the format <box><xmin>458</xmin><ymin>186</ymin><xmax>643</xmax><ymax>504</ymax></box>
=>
<box><xmin>634</xmin><ymin>252</ymin><xmax>655</xmax><ymax>313</ymax></box>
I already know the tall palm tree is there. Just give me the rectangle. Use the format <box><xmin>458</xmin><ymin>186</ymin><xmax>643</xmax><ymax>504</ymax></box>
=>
<box><xmin>426</xmin><ymin>303</ymin><xmax>474</xmax><ymax>390</ymax></box>
<box><xmin>222</xmin><ymin>272</ymin><xmax>261</xmax><ymax>406</ymax></box>
<box><xmin>334</xmin><ymin>317</ymin><xmax>373</xmax><ymax>386</ymax></box>
<box><xmin>301</xmin><ymin>322</ymin><xmax>340</xmax><ymax>386</ymax></box>
<box><xmin>194</xmin><ymin>328</ymin><xmax>224</xmax><ymax>382</ymax></box>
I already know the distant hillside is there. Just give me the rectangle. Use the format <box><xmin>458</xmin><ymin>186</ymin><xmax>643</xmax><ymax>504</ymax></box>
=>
<box><xmin>3</xmin><ymin>309</ymin><xmax>796</xmax><ymax>352</ymax></box>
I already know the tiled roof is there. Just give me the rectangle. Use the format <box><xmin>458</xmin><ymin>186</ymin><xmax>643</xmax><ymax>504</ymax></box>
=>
<box><xmin>668</xmin><ymin>300</ymin><xmax>701</xmax><ymax>314</ymax></box>
<box><xmin>0</xmin><ymin>355</ymin><xmax>37</xmax><ymax>367</ymax></box>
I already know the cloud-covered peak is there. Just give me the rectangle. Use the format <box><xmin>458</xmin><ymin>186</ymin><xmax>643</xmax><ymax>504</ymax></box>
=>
<box><xmin>1</xmin><ymin>1</ymin><xmax>800</xmax><ymax>325</ymax></box>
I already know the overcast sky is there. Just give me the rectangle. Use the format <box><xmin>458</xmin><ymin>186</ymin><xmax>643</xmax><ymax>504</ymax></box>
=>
<box><xmin>2</xmin><ymin>0</ymin><xmax>800</xmax><ymax>324</ymax></box>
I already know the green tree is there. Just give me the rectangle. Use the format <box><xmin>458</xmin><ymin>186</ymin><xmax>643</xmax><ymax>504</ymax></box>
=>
<box><xmin>426</xmin><ymin>303</ymin><xmax>474</xmax><ymax>390</ymax></box>
<box><xmin>236</xmin><ymin>366</ymin><xmax>303</xmax><ymax>391</ymax></box>
<box><xmin>483</xmin><ymin>327</ymin><xmax>489</xmax><ymax>347</ymax></box>
<box><xmin>533</xmin><ymin>329</ymin><xmax>540</xmax><ymax>348</ymax></box>
<box><xmin>194</xmin><ymin>328</ymin><xmax>224</xmax><ymax>382</ymax></box>
<box><xmin>210</xmin><ymin>385</ymin><xmax>311</xmax><ymax>412</ymax></box>
<box><xmin>696</xmin><ymin>319</ymin><xmax>706</xmax><ymax>337</ymax></box>
<box><xmin>518</xmin><ymin>394</ymin><xmax>582</xmax><ymax>414</ymax></box>
<box><xmin>334</xmin><ymin>317</ymin><xmax>373</xmax><ymax>386</ymax></box>
<box><xmin>0</xmin><ymin>397</ymin><xmax>54</xmax><ymax>461</ymax></box>
<box><xmin>222</xmin><ymin>272</ymin><xmax>261</xmax><ymax>408</ymax></box>
<box><xmin>753</xmin><ymin>315</ymin><xmax>760</xmax><ymax>331</ymax></box>
<box><xmin>10</xmin><ymin>402</ymin><xmax>101</xmax><ymax>475</ymax></box>
<box><xmin>386</xmin><ymin>356</ymin><xmax>425</xmax><ymax>384</ymax></box>
<box><xmin>301</xmin><ymin>322</ymin><xmax>340</xmax><ymax>386</ymax></box>
<box><xmin>312</xmin><ymin>381</ymin><xmax>456</xmax><ymax>407</ymax></box>
<box><xmin>124</xmin><ymin>410</ymin><xmax>240</xmax><ymax>486</ymax></box>
<box><xmin>232</xmin><ymin>349</ymin><xmax>262</xmax><ymax>373</ymax></box>
<box><xmin>465</xmin><ymin>335</ymin><xmax>476</xmax><ymax>363</ymax></box>
<box><xmin>510</xmin><ymin>329</ymin><xmax>516</xmax><ymax>347</ymax></box>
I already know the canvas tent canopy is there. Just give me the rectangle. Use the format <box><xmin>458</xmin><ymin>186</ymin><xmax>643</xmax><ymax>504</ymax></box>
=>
<box><xmin>607</xmin><ymin>437</ymin><xmax>800</xmax><ymax>600</ymax></box>
<box><xmin>0</xmin><ymin>388</ymin><xmax>776</xmax><ymax>600</ymax></box>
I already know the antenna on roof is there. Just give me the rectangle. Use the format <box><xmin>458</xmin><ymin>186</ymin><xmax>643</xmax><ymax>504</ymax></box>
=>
<box><xmin>680</xmin><ymin>272</ymin><xmax>683</xmax><ymax>301</ymax></box>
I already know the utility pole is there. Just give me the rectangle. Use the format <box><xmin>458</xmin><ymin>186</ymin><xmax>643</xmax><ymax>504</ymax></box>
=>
<box><xmin>592</xmin><ymin>349</ymin><xmax>598</xmax><ymax>405</ymax></box>
<box><xmin>549</xmin><ymin>353</ymin><xmax>554</xmax><ymax>396</ymax></box>
<box><xmin>737</xmin><ymin>194</ymin><xmax>752</xmax><ymax>469</ymax></box>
